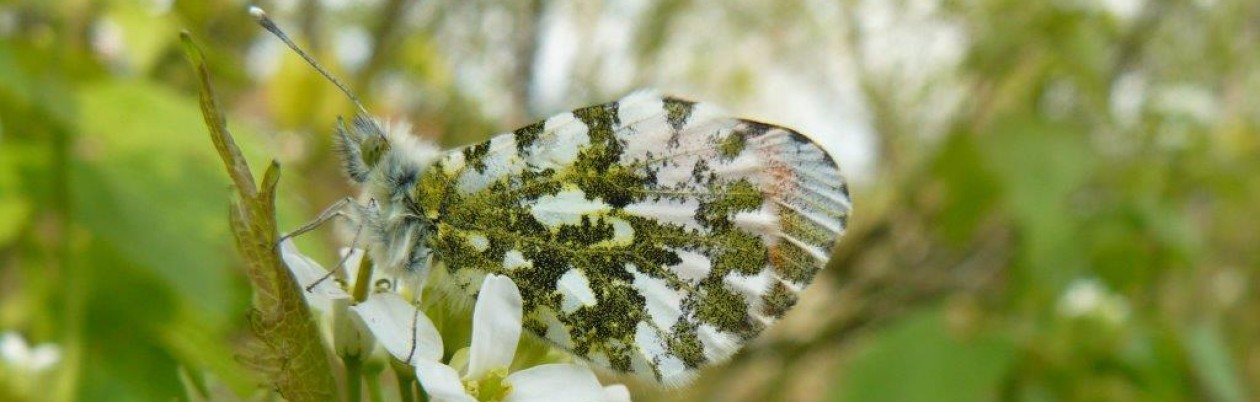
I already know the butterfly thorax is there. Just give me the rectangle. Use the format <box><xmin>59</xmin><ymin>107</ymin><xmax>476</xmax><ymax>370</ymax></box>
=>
<box><xmin>336</xmin><ymin>115</ymin><xmax>443</xmax><ymax>278</ymax></box>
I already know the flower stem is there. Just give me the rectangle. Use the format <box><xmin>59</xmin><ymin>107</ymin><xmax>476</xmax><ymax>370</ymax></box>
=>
<box><xmin>366</xmin><ymin>367</ymin><xmax>385</xmax><ymax>402</ymax></box>
<box><xmin>345</xmin><ymin>357</ymin><xmax>363</xmax><ymax>402</ymax></box>
<box><xmin>393</xmin><ymin>360</ymin><xmax>417</xmax><ymax>402</ymax></box>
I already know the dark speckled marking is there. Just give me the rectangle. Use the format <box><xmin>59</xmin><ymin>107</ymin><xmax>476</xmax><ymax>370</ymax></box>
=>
<box><xmin>663</xmin><ymin>97</ymin><xmax>695</xmax><ymax>131</ymax></box>
<box><xmin>667</xmin><ymin>320</ymin><xmax>705</xmax><ymax>368</ymax></box>
<box><xmin>513</xmin><ymin>120</ymin><xmax>545</xmax><ymax>152</ymax></box>
<box><xmin>762</xmin><ymin>281</ymin><xmax>798</xmax><ymax>318</ymax></box>
<box><xmin>461</xmin><ymin>141</ymin><xmax>491</xmax><ymax>173</ymax></box>
<box><xmin>718</xmin><ymin>131</ymin><xmax>746</xmax><ymax>159</ymax></box>
<box><xmin>693</xmin><ymin>284</ymin><xmax>760</xmax><ymax>339</ymax></box>
<box><xmin>771</xmin><ymin>242</ymin><xmax>823</xmax><ymax>284</ymax></box>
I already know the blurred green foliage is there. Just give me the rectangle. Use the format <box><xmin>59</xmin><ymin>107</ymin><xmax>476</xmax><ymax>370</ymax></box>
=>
<box><xmin>1</xmin><ymin>0</ymin><xmax>1257</xmax><ymax>401</ymax></box>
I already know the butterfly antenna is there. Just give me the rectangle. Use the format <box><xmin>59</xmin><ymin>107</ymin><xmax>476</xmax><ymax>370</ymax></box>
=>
<box><xmin>249</xmin><ymin>6</ymin><xmax>371</xmax><ymax>118</ymax></box>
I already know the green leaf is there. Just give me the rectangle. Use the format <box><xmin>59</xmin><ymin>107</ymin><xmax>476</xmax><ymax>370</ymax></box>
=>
<box><xmin>830</xmin><ymin>308</ymin><xmax>1016</xmax><ymax>402</ymax></box>
<box><xmin>73</xmin><ymin>79</ymin><xmax>246</xmax><ymax>327</ymax></box>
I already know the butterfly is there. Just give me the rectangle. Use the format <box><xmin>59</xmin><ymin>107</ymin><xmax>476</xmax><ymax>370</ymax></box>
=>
<box><xmin>253</xmin><ymin>7</ymin><xmax>851</xmax><ymax>386</ymax></box>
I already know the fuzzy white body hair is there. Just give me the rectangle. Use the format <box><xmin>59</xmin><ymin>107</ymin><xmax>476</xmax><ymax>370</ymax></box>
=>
<box><xmin>356</xmin><ymin>119</ymin><xmax>442</xmax><ymax>286</ymax></box>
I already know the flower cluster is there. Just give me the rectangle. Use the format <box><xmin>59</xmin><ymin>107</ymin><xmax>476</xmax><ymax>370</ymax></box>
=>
<box><xmin>280</xmin><ymin>240</ymin><xmax>631</xmax><ymax>402</ymax></box>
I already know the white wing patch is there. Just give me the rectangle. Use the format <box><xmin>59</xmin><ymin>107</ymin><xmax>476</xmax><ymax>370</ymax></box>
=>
<box><xmin>502</xmin><ymin>250</ymin><xmax>532</xmax><ymax>271</ymax></box>
<box><xmin>670</xmin><ymin>250</ymin><xmax>713</xmax><ymax>283</ymax></box>
<box><xmin>528</xmin><ymin>187</ymin><xmax>611</xmax><ymax>228</ymax></box>
<box><xmin>629</xmin><ymin>264</ymin><xmax>684</xmax><ymax>330</ymax></box>
<box><xmin>455</xmin><ymin>134</ymin><xmax>527</xmax><ymax>194</ymax></box>
<box><xmin>529</xmin><ymin>112</ymin><xmax>589</xmax><ymax>169</ymax></box>
<box><xmin>623</xmin><ymin>198</ymin><xmax>707</xmax><ymax>233</ymax></box>
<box><xmin>557</xmin><ymin>269</ymin><xmax>598</xmax><ymax>313</ymax></box>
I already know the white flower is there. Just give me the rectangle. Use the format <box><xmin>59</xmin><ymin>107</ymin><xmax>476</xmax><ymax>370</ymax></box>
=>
<box><xmin>357</xmin><ymin>274</ymin><xmax>630</xmax><ymax>402</ymax></box>
<box><xmin>282</xmin><ymin>239</ymin><xmax>446</xmax><ymax>366</ymax></box>
<box><xmin>280</xmin><ymin>240</ymin><xmax>629</xmax><ymax>401</ymax></box>
<box><xmin>0</xmin><ymin>331</ymin><xmax>61</xmax><ymax>372</ymax></box>
<box><xmin>1057</xmin><ymin>278</ymin><xmax>1130</xmax><ymax>325</ymax></box>
<box><xmin>279</xmin><ymin>240</ymin><xmax>388</xmax><ymax>360</ymax></box>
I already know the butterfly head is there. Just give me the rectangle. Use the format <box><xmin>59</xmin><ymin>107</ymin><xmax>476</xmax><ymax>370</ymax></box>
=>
<box><xmin>336</xmin><ymin>115</ymin><xmax>390</xmax><ymax>183</ymax></box>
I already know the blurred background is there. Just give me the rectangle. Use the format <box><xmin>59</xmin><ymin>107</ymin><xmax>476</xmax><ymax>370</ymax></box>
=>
<box><xmin>1</xmin><ymin>0</ymin><xmax>1257</xmax><ymax>401</ymax></box>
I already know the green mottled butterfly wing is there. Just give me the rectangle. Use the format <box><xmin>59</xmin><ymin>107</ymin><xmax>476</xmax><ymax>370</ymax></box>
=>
<box><xmin>415</xmin><ymin>91</ymin><xmax>851</xmax><ymax>385</ymax></box>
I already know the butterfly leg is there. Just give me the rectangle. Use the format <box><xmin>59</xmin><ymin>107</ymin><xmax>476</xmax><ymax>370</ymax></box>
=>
<box><xmin>278</xmin><ymin>197</ymin><xmax>377</xmax><ymax>291</ymax></box>
<box><xmin>279</xmin><ymin>197</ymin><xmax>353</xmax><ymax>243</ymax></box>
<box><xmin>405</xmin><ymin>305</ymin><xmax>421</xmax><ymax>363</ymax></box>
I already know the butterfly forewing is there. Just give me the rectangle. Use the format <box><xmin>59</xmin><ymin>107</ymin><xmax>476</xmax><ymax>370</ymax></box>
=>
<box><xmin>413</xmin><ymin>91</ymin><xmax>851</xmax><ymax>385</ymax></box>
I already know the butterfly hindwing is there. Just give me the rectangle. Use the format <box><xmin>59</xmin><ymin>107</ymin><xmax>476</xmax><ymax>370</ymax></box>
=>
<box><xmin>415</xmin><ymin>90</ymin><xmax>851</xmax><ymax>385</ymax></box>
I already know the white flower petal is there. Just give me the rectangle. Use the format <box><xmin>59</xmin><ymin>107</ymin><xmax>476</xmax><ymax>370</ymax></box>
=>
<box><xmin>465</xmin><ymin>274</ymin><xmax>523</xmax><ymax>380</ymax></box>
<box><xmin>333</xmin><ymin>299</ymin><xmax>375</xmax><ymax>359</ymax></box>
<box><xmin>502</xmin><ymin>364</ymin><xmax>605</xmax><ymax>402</ymax></box>
<box><xmin>602</xmin><ymin>384</ymin><xmax>632</xmax><ymax>402</ymax></box>
<box><xmin>414</xmin><ymin>359</ymin><xmax>477</xmax><ymax>402</ymax></box>
<box><xmin>279</xmin><ymin>239</ymin><xmax>351</xmax><ymax>306</ymax></box>
<box><xmin>350</xmin><ymin>293</ymin><xmax>442</xmax><ymax>364</ymax></box>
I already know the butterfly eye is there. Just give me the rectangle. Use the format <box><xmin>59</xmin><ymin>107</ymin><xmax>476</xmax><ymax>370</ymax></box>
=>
<box><xmin>361</xmin><ymin>135</ymin><xmax>390</xmax><ymax>168</ymax></box>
